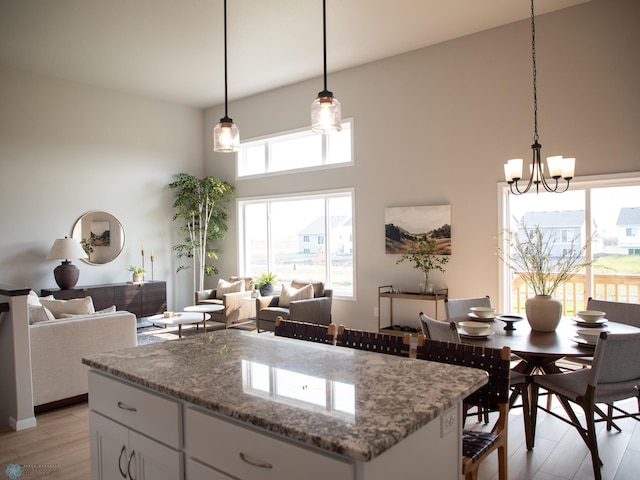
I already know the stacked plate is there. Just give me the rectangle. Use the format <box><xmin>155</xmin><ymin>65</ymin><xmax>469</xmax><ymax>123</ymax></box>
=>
<box><xmin>458</xmin><ymin>321</ymin><xmax>495</xmax><ymax>338</ymax></box>
<box><xmin>467</xmin><ymin>306</ymin><xmax>497</xmax><ymax>321</ymax></box>
<box><xmin>572</xmin><ymin>310</ymin><xmax>607</xmax><ymax>327</ymax></box>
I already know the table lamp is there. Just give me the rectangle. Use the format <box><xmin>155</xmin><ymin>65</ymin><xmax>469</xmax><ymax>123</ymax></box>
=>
<box><xmin>46</xmin><ymin>237</ymin><xmax>88</xmax><ymax>290</ymax></box>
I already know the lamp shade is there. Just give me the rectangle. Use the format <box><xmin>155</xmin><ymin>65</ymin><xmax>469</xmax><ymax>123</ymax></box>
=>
<box><xmin>46</xmin><ymin>237</ymin><xmax>88</xmax><ymax>260</ymax></box>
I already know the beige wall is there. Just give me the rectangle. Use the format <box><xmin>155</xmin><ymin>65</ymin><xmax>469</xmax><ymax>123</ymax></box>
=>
<box><xmin>0</xmin><ymin>67</ymin><xmax>204</xmax><ymax>310</ymax></box>
<box><xmin>204</xmin><ymin>0</ymin><xmax>640</xmax><ymax>330</ymax></box>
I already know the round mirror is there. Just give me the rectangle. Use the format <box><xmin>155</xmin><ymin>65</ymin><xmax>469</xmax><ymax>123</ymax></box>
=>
<box><xmin>71</xmin><ymin>211</ymin><xmax>125</xmax><ymax>265</ymax></box>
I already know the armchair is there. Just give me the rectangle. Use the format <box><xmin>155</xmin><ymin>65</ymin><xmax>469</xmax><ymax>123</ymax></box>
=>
<box><xmin>195</xmin><ymin>276</ymin><xmax>254</xmax><ymax>328</ymax></box>
<box><xmin>256</xmin><ymin>280</ymin><xmax>332</xmax><ymax>332</ymax></box>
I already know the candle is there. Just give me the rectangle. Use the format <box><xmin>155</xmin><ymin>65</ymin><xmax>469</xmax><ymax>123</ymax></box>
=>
<box><xmin>141</xmin><ymin>244</ymin><xmax>145</xmax><ymax>257</ymax></box>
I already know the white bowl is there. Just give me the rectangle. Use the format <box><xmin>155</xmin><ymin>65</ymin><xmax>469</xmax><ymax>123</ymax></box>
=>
<box><xmin>459</xmin><ymin>321</ymin><xmax>491</xmax><ymax>336</ymax></box>
<box><xmin>576</xmin><ymin>329</ymin><xmax>606</xmax><ymax>344</ymax></box>
<box><xmin>470</xmin><ymin>307</ymin><xmax>496</xmax><ymax>318</ymax></box>
<box><xmin>576</xmin><ymin>310</ymin><xmax>606</xmax><ymax>322</ymax></box>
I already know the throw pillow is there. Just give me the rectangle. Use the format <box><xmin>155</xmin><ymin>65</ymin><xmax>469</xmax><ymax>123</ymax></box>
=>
<box><xmin>40</xmin><ymin>296</ymin><xmax>95</xmax><ymax>319</ymax></box>
<box><xmin>291</xmin><ymin>279</ymin><xmax>325</xmax><ymax>298</ymax></box>
<box><xmin>27</xmin><ymin>291</ymin><xmax>55</xmax><ymax>324</ymax></box>
<box><xmin>279</xmin><ymin>283</ymin><xmax>314</xmax><ymax>308</ymax></box>
<box><xmin>215</xmin><ymin>279</ymin><xmax>245</xmax><ymax>299</ymax></box>
<box><xmin>59</xmin><ymin>305</ymin><xmax>116</xmax><ymax>318</ymax></box>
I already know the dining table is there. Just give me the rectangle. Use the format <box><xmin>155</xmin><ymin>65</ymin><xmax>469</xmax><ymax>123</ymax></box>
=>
<box><xmin>453</xmin><ymin>315</ymin><xmax>640</xmax><ymax>375</ymax></box>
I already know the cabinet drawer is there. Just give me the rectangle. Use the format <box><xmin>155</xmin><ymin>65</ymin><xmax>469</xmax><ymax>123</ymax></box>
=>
<box><xmin>186</xmin><ymin>458</ymin><xmax>234</xmax><ymax>480</ymax></box>
<box><xmin>185</xmin><ymin>407</ymin><xmax>354</xmax><ymax>480</ymax></box>
<box><xmin>89</xmin><ymin>371</ymin><xmax>181</xmax><ymax>449</ymax></box>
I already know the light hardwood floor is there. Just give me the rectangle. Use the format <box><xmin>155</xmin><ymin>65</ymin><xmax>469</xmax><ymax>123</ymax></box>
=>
<box><xmin>1</xmin><ymin>397</ymin><xmax>637</xmax><ymax>479</ymax></box>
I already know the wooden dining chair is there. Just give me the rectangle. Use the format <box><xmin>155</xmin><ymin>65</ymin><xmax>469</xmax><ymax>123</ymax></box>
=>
<box><xmin>415</xmin><ymin>336</ymin><xmax>512</xmax><ymax>480</ymax></box>
<box><xmin>529</xmin><ymin>331</ymin><xmax>640</xmax><ymax>480</ymax></box>
<box><xmin>445</xmin><ymin>295</ymin><xmax>492</xmax><ymax>320</ymax></box>
<box><xmin>274</xmin><ymin>316</ymin><xmax>336</xmax><ymax>344</ymax></box>
<box><xmin>335</xmin><ymin>326</ymin><xmax>410</xmax><ymax>356</ymax></box>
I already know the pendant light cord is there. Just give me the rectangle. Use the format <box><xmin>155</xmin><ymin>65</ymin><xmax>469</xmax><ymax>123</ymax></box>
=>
<box><xmin>531</xmin><ymin>0</ymin><xmax>538</xmax><ymax>143</ymax></box>
<box><xmin>322</xmin><ymin>0</ymin><xmax>328</xmax><ymax>93</ymax></box>
<box><xmin>223</xmin><ymin>0</ymin><xmax>229</xmax><ymax>119</ymax></box>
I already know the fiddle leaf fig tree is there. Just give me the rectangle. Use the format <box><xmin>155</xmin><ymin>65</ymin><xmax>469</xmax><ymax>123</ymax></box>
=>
<box><xmin>169</xmin><ymin>173</ymin><xmax>235</xmax><ymax>293</ymax></box>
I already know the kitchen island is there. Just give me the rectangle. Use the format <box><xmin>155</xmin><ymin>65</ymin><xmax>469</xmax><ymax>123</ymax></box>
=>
<box><xmin>83</xmin><ymin>329</ymin><xmax>487</xmax><ymax>479</ymax></box>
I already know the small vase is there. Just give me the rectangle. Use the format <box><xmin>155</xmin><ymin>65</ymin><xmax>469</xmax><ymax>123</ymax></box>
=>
<box><xmin>525</xmin><ymin>295</ymin><xmax>562</xmax><ymax>332</ymax></box>
<box><xmin>133</xmin><ymin>273</ymin><xmax>143</xmax><ymax>283</ymax></box>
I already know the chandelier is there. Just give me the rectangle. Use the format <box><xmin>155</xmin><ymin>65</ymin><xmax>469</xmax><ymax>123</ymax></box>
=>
<box><xmin>503</xmin><ymin>0</ymin><xmax>575</xmax><ymax>194</ymax></box>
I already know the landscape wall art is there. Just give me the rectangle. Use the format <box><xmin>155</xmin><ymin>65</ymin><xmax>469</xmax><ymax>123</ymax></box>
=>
<box><xmin>385</xmin><ymin>205</ymin><xmax>451</xmax><ymax>255</ymax></box>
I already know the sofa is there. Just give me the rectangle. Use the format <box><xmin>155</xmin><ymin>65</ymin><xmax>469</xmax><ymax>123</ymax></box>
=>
<box><xmin>195</xmin><ymin>276</ymin><xmax>254</xmax><ymax>327</ymax></box>
<box><xmin>256</xmin><ymin>280</ymin><xmax>333</xmax><ymax>332</ymax></box>
<box><xmin>27</xmin><ymin>293</ymin><xmax>137</xmax><ymax>410</ymax></box>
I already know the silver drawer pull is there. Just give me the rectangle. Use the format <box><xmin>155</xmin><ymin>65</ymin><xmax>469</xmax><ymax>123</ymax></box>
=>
<box><xmin>239</xmin><ymin>452</ymin><xmax>273</xmax><ymax>469</ymax></box>
<box><xmin>117</xmin><ymin>401</ymin><xmax>137</xmax><ymax>412</ymax></box>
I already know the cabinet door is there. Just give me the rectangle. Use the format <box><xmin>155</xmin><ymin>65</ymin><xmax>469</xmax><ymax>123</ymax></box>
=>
<box><xmin>141</xmin><ymin>282</ymin><xmax>167</xmax><ymax>317</ymax></box>
<box><xmin>90</xmin><ymin>411</ymin><xmax>131</xmax><ymax>480</ymax></box>
<box><xmin>115</xmin><ymin>284</ymin><xmax>143</xmax><ymax>317</ymax></box>
<box><xmin>131</xmin><ymin>430</ymin><xmax>182</xmax><ymax>480</ymax></box>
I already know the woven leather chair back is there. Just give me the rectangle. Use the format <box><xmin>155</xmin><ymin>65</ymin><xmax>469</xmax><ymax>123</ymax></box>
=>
<box><xmin>416</xmin><ymin>337</ymin><xmax>511</xmax><ymax>411</ymax></box>
<box><xmin>274</xmin><ymin>317</ymin><xmax>336</xmax><ymax>344</ymax></box>
<box><xmin>336</xmin><ymin>326</ymin><xmax>409</xmax><ymax>356</ymax></box>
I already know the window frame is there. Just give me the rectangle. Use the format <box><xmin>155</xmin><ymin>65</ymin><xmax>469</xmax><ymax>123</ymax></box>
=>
<box><xmin>235</xmin><ymin>119</ymin><xmax>354</xmax><ymax>180</ymax></box>
<box><xmin>497</xmin><ymin>171</ymin><xmax>640</xmax><ymax>313</ymax></box>
<box><xmin>237</xmin><ymin>188</ymin><xmax>356</xmax><ymax>300</ymax></box>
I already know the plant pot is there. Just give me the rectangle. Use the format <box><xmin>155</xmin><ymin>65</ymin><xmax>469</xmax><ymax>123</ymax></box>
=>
<box><xmin>525</xmin><ymin>295</ymin><xmax>562</xmax><ymax>332</ymax></box>
<box><xmin>133</xmin><ymin>273</ymin><xmax>143</xmax><ymax>283</ymax></box>
<box><xmin>259</xmin><ymin>284</ymin><xmax>273</xmax><ymax>296</ymax></box>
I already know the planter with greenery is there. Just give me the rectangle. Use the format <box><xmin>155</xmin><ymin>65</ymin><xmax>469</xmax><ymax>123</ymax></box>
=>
<box><xmin>128</xmin><ymin>266</ymin><xmax>146</xmax><ymax>283</ymax></box>
<box><xmin>256</xmin><ymin>272</ymin><xmax>277</xmax><ymax>296</ymax></box>
<box><xmin>497</xmin><ymin>221</ymin><xmax>596</xmax><ymax>331</ymax></box>
<box><xmin>396</xmin><ymin>235</ymin><xmax>449</xmax><ymax>294</ymax></box>
<box><xmin>169</xmin><ymin>173</ymin><xmax>235</xmax><ymax>294</ymax></box>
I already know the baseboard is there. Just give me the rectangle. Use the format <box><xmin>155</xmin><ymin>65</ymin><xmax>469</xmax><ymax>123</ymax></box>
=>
<box><xmin>34</xmin><ymin>394</ymin><xmax>88</xmax><ymax>414</ymax></box>
<box><xmin>9</xmin><ymin>415</ymin><xmax>37</xmax><ymax>431</ymax></box>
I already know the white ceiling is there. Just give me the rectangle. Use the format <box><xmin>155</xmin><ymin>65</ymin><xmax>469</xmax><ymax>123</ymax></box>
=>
<box><xmin>0</xmin><ymin>0</ymin><xmax>589</xmax><ymax>109</ymax></box>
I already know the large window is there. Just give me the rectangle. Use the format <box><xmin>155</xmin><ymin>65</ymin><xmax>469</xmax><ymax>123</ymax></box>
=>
<box><xmin>237</xmin><ymin>120</ymin><xmax>353</xmax><ymax>178</ymax></box>
<box><xmin>499</xmin><ymin>173</ymin><xmax>640</xmax><ymax>315</ymax></box>
<box><xmin>238</xmin><ymin>190</ymin><xmax>354</xmax><ymax>298</ymax></box>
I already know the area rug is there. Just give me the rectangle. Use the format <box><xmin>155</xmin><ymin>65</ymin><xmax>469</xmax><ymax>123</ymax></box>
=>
<box><xmin>136</xmin><ymin>320</ymin><xmax>257</xmax><ymax>345</ymax></box>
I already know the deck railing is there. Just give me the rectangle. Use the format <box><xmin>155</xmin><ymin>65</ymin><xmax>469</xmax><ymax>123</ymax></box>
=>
<box><xmin>511</xmin><ymin>273</ymin><xmax>640</xmax><ymax>316</ymax></box>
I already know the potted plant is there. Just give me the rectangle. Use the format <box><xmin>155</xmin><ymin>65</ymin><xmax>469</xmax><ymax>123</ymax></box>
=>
<box><xmin>128</xmin><ymin>266</ymin><xmax>147</xmax><ymax>283</ymax></box>
<box><xmin>396</xmin><ymin>235</ymin><xmax>449</xmax><ymax>294</ymax></box>
<box><xmin>497</xmin><ymin>221</ymin><xmax>596</xmax><ymax>331</ymax></box>
<box><xmin>256</xmin><ymin>272</ymin><xmax>277</xmax><ymax>296</ymax></box>
<box><xmin>169</xmin><ymin>173</ymin><xmax>235</xmax><ymax>295</ymax></box>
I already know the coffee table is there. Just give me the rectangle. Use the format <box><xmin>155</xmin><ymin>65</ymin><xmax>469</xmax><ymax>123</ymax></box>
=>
<box><xmin>184</xmin><ymin>304</ymin><xmax>225</xmax><ymax>333</ymax></box>
<box><xmin>148</xmin><ymin>312</ymin><xmax>211</xmax><ymax>338</ymax></box>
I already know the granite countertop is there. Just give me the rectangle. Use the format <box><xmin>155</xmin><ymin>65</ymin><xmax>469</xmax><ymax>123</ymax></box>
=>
<box><xmin>83</xmin><ymin>329</ymin><xmax>487</xmax><ymax>462</ymax></box>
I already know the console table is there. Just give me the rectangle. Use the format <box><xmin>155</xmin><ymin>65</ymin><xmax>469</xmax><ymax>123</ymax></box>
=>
<box><xmin>41</xmin><ymin>281</ymin><xmax>167</xmax><ymax>319</ymax></box>
<box><xmin>378</xmin><ymin>285</ymin><xmax>448</xmax><ymax>334</ymax></box>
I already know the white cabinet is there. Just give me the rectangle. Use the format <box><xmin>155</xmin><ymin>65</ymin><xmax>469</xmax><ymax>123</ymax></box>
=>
<box><xmin>184</xmin><ymin>406</ymin><xmax>354</xmax><ymax>480</ymax></box>
<box><xmin>88</xmin><ymin>371</ymin><xmax>182</xmax><ymax>480</ymax></box>
<box><xmin>90</xmin><ymin>411</ymin><xmax>181</xmax><ymax>480</ymax></box>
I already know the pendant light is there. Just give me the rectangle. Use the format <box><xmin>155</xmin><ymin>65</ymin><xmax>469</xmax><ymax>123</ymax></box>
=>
<box><xmin>213</xmin><ymin>0</ymin><xmax>239</xmax><ymax>152</ymax></box>
<box><xmin>311</xmin><ymin>0</ymin><xmax>342</xmax><ymax>133</ymax></box>
<box><xmin>503</xmin><ymin>0</ymin><xmax>575</xmax><ymax>194</ymax></box>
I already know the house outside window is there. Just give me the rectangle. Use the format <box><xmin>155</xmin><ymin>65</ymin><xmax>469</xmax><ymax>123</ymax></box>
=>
<box><xmin>238</xmin><ymin>190</ymin><xmax>355</xmax><ymax>298</ymax></box>
<box><xmin>499</xmin><ymin>173</ymin><xmax>640</xmax><ymax>315</ymax></box>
